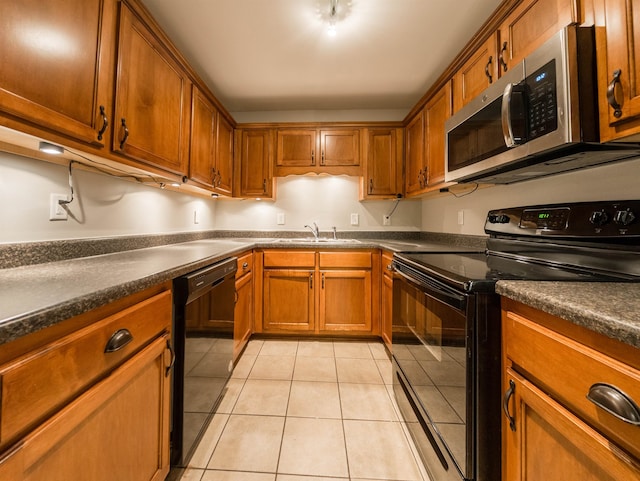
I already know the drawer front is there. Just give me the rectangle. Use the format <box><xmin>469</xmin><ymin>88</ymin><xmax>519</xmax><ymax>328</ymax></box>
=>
<box><xmin>319</xmin><ymin>251</ymin><xmax>372</xmax><ymax>268</ymax></box>
<box><xmin>263</xmin><ymin>250</ymin><xmax>315</xmax><ymax>268</ymax></box>
<box><xmin>236</xmin><ymin>252</ymin><xmax>253</xmax><ymax>279</ymax></box>
<box><xmin>504</xmin><ymin>310</ymin><xmax>640</xmax><ymax>459</ymax></box>
<box><xmin>0</xmin><ymin>290</ymin><xmax>172</xmax><ymax>448</ymax></box>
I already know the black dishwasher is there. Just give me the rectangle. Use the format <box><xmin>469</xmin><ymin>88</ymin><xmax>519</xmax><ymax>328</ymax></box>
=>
<box><xmin>171</xmin><ymin>256</ymin><xmax>237</xmax><ymax>467</ymax></box>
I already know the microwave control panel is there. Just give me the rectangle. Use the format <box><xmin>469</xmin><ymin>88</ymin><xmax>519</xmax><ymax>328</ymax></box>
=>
<box><xmin>525</xmin><ymin>60</ymin><xmax>558</xmax><ymax>140</ymax></box>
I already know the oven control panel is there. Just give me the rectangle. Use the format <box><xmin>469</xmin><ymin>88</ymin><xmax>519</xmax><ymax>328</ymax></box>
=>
<box><xmin>485</xmin><ymin>200</ymin><xmax>640</xmax><ymax>238</ymax></box>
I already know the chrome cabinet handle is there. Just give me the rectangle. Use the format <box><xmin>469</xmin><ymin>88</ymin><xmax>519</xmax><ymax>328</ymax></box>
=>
<box><xmin>606</xmin><ymin>69</ymin><xmax>623</xmax><ymax>119</ymax></box>
<box><xmin>499</xmin><ymin>41</ymin><xmax>508</xmax><ymax>72</ymax></box>
<box><xmin>119</xmin><ymin>118</ymin><xmax>129</xmax><ymax>150</ymax></box>
<box><xmin>97</xmin><ymin>105</ymin><xmax>109</xmax><ymax>141</ymax></box>
<box><xmin>165</xmin><ymin>338</ymin><xmax>175</xmax><ymax>377</ymax></box>
<box><xmin>485</xmin><ymin>56</ymin><xmax>493</xmax><ymax>84</ymax></box>
<box><xmin>242</xmin><ymin>262</ymin><xmax>249</xmax><ymax>270</ymax></box>
<box><xmin>587</xmin><ymin>383</ymin><xmax>640</xmax><ymax>425</ymax></box>
<box><xmin>503</xmin><ymin>379</ymin><xmax>516</xmax><ymax>432</ymax></box>
<box><xmin>386</xmin><ymin>264</ymin><xmax>394</xmax><ymax>271</ymax></box>
<box><xmin>104</xmin><ymin>328</ymin><xmax>133</xmax><ymax>353</ymax></box>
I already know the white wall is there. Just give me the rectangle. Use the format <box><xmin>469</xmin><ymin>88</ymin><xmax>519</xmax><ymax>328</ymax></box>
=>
<box><xmin>422</xmin><ymin>157</ymin><xmax>640</xmax><ymax>235</ymax></box>
<box><xmin>214</xmin><ymin>175</ymin><xmax>421</xmax><ymax>233</ymax></box>
<box><xmin>232</xmin><ymin>109</ymin><xmax>407</xmax><ymax>123</ymax></box>
<box><xmin>0</xmin><ymin>151</ymin><xmax>216</xmax><ymax>243</ymax></box>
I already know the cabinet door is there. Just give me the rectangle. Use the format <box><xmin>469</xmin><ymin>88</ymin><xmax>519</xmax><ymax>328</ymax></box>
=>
<box><xmin>0</xmin><ymin>0</ymin><xmax>115</xmax><ymax>146</ymax></box>
<box><xmin>113</xmin><ymin>3</ymin><xmax>190</xmax><ymax>175</ymax></box>
<box><xmin>0</xmin><ymin>335</ymin><xmax>171</xmax><ymax>481</ymax></box>
<box><xmin>216</xmin><ymin>114</ymin><xmax>234</xmax><ymax>196</ymax></box>
<box><xmin>238</xmin><ymin>129</ymin><xmax>273</xmax><ymax>198</ymax></box>
<box><xmin>263</xmin><ymin>270</ymin><xmax>315</xmax><ymax>331</ymax></box>
<box><xmin>597</xmin><ymin>0</ymin><xmax>640</xmax><ymax>140</ymax></box>
<box><xmin>189</xmin><ymin>87</ymin><xmax>217</xmax><ymax>189</ymax></box>
<box><xmin>498</xmin><ymin>0</ymin><xmax>579</xmax><ymax>74</ymax></box>
<box><xmin>362</xmin><ymin>128</ymin><xmax>402</xmax><ymax>199</ymax></box>
<box><xmin>405</xmin><ymin>110</ymin><xmax>426</xmax><ymax>196</ymax></box>
<box><xmin>320</xmin><ymin>129</ymin><xmax>360</xmax><ymax>167</ymax></box>
<box><xmin>276</xmin><ymin>129</ymin><xmax>317</xmax><ymax>167</ymax></box>
<box><xmin>503</xmin><ymin>369</ymin><xmax>640</xmax><ymax>481</ymax></box>
<box><xmin>319</xmin><ymin>270</ymin><xmax>372</xmax><ymax>332</ymax></box>
<box><xmin>453</xmin><ymin>34</ymin><xmax>498</xmax><ymax>112</ymax></box>
<box><xmin>425</xmin><ymin>81</ymin><xmax>452</xmax><ymax>187</ymax></box>
<box><xmin>381</xmin><ymin>252</ymin><xmax>394</xmax><ymax>350</ymax></box>
<box><xmin>234</xmin><ymin>271</ymin><xmax>253</xmax><ymax>361</ymax></box>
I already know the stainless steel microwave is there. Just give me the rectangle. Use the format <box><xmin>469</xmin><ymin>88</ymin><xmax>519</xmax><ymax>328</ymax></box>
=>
<box><xmin>445</xmin><ymin>26</ymin><xmax>640</xmax><ymax>184</ymax></box>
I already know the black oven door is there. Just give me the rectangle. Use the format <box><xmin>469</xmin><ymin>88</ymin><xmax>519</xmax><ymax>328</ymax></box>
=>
<box><xmin>392</xmin><ymin>266</ymin><xmax>473</xmax><ymax>481</ymax></box>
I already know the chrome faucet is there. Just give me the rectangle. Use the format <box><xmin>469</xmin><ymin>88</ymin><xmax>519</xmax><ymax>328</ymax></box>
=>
<box><xmin>304</xmin><ymin>222</ymin><xmax>320</xmax><ymax>239</ymax></box>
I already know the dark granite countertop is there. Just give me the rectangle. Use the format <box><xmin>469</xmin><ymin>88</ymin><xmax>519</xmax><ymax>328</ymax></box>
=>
<box><xmin>1</xmin><ymin>235</ymin><xmax>487</xmax><ymax>347</ymax></box>
<box><xmin>496</xmin><ymin>281</ymin><xmax>640</xmax><ymax>350</ymax></box>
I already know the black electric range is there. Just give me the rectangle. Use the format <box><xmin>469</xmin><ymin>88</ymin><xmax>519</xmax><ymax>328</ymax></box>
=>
<box><xmin>391</xmin><ymin>200</ymin><xmax>640</xmax><ymax>481</ymax></box>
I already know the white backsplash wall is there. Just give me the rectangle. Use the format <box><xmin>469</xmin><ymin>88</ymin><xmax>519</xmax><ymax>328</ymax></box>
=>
<box><xmin>0</xmin><ymin>151</ymin><xmax>216</xmax><ymax>243</ymax></box>
<box><xmin>214</xmin><ymin>176</ymin><xmax>421</xmax><ymax>233</ymax></box>
<box><xmin>422</xmin><ymin>157</ymin><xmax>640</xmax><ymax>236</ymax></box>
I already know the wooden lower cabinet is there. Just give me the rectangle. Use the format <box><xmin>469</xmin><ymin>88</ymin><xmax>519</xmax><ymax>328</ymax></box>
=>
<box><xmin>0</xmin><ymin>334</ymin><xmax>171</xmax><ymax>481</ymax></box>
<box><xmin>257</xmin><ymin>249</ymin><xmax>380</xmax><ymax>336</ymax></box>
<box><xmin>502</xmin><ymin>299</ymin><xmax>640</xmax><ymax>481</ymax></box>
<box><xmin>381</xmin><ymin>251</ymin><xmax>394</xmax><ymax>350</ymax></box>
<box><xmin>234</xmin><ymin>252</ymin><xmax>253</xmax><ymax>361</ymax></box>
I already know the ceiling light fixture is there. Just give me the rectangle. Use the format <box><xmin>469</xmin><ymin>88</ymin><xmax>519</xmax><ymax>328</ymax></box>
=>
<box><xmin>327</xmin><ymin>0</ymin><xmax>338</xmax><ymax>36</ymax></box>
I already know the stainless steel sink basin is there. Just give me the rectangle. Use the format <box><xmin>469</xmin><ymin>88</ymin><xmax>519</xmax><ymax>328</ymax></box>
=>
<box><xmin>272</xmin><ymin>238</ymin><xmax>361</xmax><ymax>244</ymax></box>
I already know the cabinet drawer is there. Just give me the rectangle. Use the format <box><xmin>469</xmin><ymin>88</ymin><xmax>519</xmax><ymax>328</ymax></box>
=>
<box><xmin>504</xmin><ymin>310</ymin><xmax>640</xmax><ymax>459</ymax></box>
<box><xmin>263</xmin><ymin>250</ymin><xmax>315</xmax><ymax>268</ymax></box>
<box><xmin>236</xmin><ymin>252</ymin><xmax>253</xmax><ymax>279</ymax></box>
<box><xmin>0</xmin><ymin>290</ymin><xmax>171</xmax><ymax>449</ymax></box>
<box><xmin>319</xmin><ymin>251</ymin><xmax>372</xmax><ymax>269</ymax></box>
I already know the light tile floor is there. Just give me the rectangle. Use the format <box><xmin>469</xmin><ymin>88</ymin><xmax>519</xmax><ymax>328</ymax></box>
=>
<box><xmin>169</xmin><ymin>339</ymin><xmax>429</xmax><ymax>481</ymax></box>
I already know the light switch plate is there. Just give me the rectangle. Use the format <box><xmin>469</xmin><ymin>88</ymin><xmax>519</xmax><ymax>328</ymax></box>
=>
<box><xmin>277</xmin><ymin>213</ymin><xmax>285</xmax><ymax>225</ymax></box>
<box><xmin>350</xmin><ymin>213</ymin><xmax>359</xmax><ymax>226</ymax></box>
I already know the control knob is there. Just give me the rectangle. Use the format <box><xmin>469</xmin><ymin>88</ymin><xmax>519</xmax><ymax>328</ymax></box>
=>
<box><xmin>588</xmin><ymin>209</ymin><xmax>609</xmax><ymax>227</ymax></box>
<box><xmin>488</xmin><ymin>214</ymin><xmax>510</xmax><ymax>224</ymax></box>
<box><xmin>614</xmin><ymin>208</ymin><xmax>636</xmax><ymax>226</ymax></box>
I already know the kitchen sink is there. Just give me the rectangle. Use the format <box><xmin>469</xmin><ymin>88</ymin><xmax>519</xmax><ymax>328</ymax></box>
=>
<box><xmin>272</xmin><ymin>238</ymin><xmax>361</xmax><ymax>244</ymax></box>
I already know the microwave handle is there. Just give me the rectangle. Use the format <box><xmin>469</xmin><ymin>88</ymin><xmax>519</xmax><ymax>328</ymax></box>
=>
<box><xmin>501</xmin><ymin>83</ymin><xmax>527</xmax><ymax>147</ymax></box>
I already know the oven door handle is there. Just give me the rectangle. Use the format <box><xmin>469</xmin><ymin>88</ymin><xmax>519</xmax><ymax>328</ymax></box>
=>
<box><xmin>394</xmin><ymin>268</ymin><xmax>468</xmax><ymax>311</ymax></box>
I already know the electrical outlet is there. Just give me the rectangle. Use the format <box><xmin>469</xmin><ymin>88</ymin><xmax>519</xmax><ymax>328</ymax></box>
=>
<box><xmin>277</xmin><ymin>213</ymin><xmax>285</xmax><ymax>225</ymax></box>
<box><xmin>383</xmin><ymin>215</ymin><xmax>391</xmax><ymax>226</ymax></box>
<box><xmin>49</xmin><ymin>193</ymin><xmax>68</xmax><ymax>221</ymax></box>
<box><xmin>350</xmin><ymin>213</ymin><xmax>359</xmax><ymax>226</ymax></box>
<box><xmin>194</xmin><ymin>209</ymin><xmax>200</xmax><ymax>224</ymax></box>
<box><xmin>457</xmin><ymin>210</ymin><xmax>464</xmax><ymax>225</ymax></box>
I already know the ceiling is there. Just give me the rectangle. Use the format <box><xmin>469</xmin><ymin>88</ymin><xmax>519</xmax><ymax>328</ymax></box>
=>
<box><xmin>141</xmin><ymin>0</ymin><xmax>504</xmax><ymax>116</ymax></box>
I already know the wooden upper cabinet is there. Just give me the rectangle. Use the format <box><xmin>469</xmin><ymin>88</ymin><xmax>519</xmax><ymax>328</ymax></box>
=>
<box><xmin>275</xmin><ymin>127</ymin><xmax>361</xmax><ymax>176</ymax></box>
<box><xmin>425</xmin><ymin>81</ymin><xmax>452</xmax><ymax>187</ymax></box>
<box><xmin>596</xmin><ymin>0</ymin><xmax>640</xmax><ymax>141</ymax></box>
<box><xmin>453</xmin><ymin>33</ymin><xmax>499</xmax><ymax>112</ymax></box>
<box><xmin>113</xmin><ymin>2</ymin><xmax>191</xmax><ymax>176</ymax></box>
<box><xmin>361</xmin><ymin>128</ymin><xmax>403</xmax><ymax>199</ymax></box>
<box><xmin>0</xmin><ymin>0</ymin><xmax>116</xmax><ymax>147</ymax></box>
<box><xmin>189</xmin><ymin>87</ymin><xmax>217</xmax><ymax>189</ymax></box>
<box><xmin>405</xmin><ymin>110</ymin><xmax>426</xmax><ymax>196</ymax></box>
<box><xmin>276</xmin><ymin>129</ymin><xmax>317</xmax><ymax>168</ymax></box>
<box><xmin>189</xmin><ymin>86</ymin><xmax>233</xmax><ymax>195</ymax></box>
<box><xmin>236</xmin><ymin>129</ymin><xmax>274</xmax><ymax>198</ymax></box>
<box><xmin>320</xmin><ymin>129</ymin><xmax>360</xmax><ymax>169</ymax></box>
<box><xmin>216</xmin><ymin>114</ymin><xmax>234</xmax><ymax>195</ymax></box>
<box><xmin>498</xmin><ymin>0</ymin><xmax>579</xmax><ymax>74</ymax></box>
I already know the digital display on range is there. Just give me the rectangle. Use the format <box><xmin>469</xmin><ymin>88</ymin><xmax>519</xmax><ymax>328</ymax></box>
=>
<box><xmin>520</xmin><ymin>208</ymin><xmax>570</xmax><ymax>230</ymax></box>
